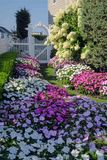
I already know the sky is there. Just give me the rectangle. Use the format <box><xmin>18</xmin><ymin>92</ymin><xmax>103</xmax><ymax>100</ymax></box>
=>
<box><xmin>0</xmin><ymin>0</ymin><xmax>48</xmax><ymax>31</ymax></box>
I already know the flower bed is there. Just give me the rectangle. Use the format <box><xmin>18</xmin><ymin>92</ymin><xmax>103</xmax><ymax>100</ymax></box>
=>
<box><xmin>0</xmin><ymin>54</ymin><xmax>107</xmax><ymax>159</ymax></box>
<box><xmin>0</xmin><ymin>87</ymin><xmax>107</xmax><ymax>159</ymax></box>
<box><xmin>71</xmin><ymin>71</ymin><xmax>107</xmax><ymax>95</ymax></box>
<box><xmin>15</xmin><ymin>55</ymin><xmax>41</xmax><ymax>77</ymax></box>
<box><xmin>56</xmin><ymin>64</ymin><xmax>91</xmax><ymax>84</ymax></box>
<box><xmin>48</xmin><ymin>56</ymin><xmax>78</xmax><ymax>70</ymax></box>
<box><xmin>48</xmin><ymin>56</ymin><xmax>107</xmax><ymax>96</ymax></box>
<box><xmin>3</xmin><ymin>77</ymin><xmax>49</xmax><ymax>101</ymax></box>
<box><xmin>16</xmin><ymin>55</ymin><xmax>40</xmax><ymax>69</ymax></box>
<box><xmin>15</xmin><ymin>64</ymin><xmax>42</xmax><ymax>77</ymax></box>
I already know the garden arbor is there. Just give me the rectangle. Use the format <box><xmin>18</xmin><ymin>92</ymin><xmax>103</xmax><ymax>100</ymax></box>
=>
<box><xmin>12</xmin><ymin>23</ymin><xmax>52</xmax><ymax>63</ymax></box>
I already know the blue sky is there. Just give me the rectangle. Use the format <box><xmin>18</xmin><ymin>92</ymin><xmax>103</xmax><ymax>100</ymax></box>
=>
<box><xmin>0</xmin><ymin>0</ymin><xmax>48</xmax><ymax>31</ymax></box>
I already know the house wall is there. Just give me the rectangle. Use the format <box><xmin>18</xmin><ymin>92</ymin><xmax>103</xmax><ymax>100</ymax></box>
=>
<box><xmin>48</xmin><ymin>0</ymin><xmax>76</xmax><ymax>24</ymax></box>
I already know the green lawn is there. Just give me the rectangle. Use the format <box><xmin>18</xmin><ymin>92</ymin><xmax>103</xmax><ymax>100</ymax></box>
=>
<box><xmin>41</xmin><ymin>65</ymin><xmax>107</xmax><ymax>103</ymax></box>
<box><xmin>0</xmin><ymin>51</ymin><xmax>17</xmax><ymax>99</ymax></box>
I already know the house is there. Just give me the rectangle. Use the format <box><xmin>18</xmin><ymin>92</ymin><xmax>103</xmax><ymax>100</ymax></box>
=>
<box><xmin>48</xmin><ymin>0</ymin><xmax>76</xmax><ymax>25</ymax></box>
<box><xmin>0</xmin><ymin>26</ymin><xmax>11</xmax><ymax>39</ymax></box>
<box><xmin>0</xmin><ymin>26</ymin><xmax>12</xmax><ymax>54</ymax></box>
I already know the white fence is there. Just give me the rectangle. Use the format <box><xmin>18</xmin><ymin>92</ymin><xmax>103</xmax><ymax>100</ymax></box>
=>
<box><xmin>11</xmin><ymin>23</ymin><xmax>52</xmax><ymax>64</ymax></box>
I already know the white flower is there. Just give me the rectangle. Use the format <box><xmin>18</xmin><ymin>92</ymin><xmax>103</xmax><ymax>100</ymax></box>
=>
<box><xmin>56</xmin><ymin>154</ymin><xmax>64</xmax><ymax>160</ymax></box>
<box><xmin>74</xmin><ymin>44</ymin><xmax>80</xmax><ymax>51</ymax></box>
<box><xmin>10</xmin><ymin>131</ymin><xmax>17</xmax><ymax>138</ymax></box>
<box><xmin>30</xmin><ymin>131</ymin><xmax>39</xmax><ymax>140</ymax></box>
<box><xmin>96</xmin><ymin>150</ymin><xmax>104</xmax><ymax>160</ymax></box>
<box><xmin>62</xmin><ymin>146</ymin><xmax>70</xmax><ymax>153</ymax></box>
<box><xmin>75</xmin><ymin>144</ymin><xmax>83</xmax><ymax>151</ymax></box>
<box><xmin>81</xmin><ymin>154</ymin><xmax>90</xmax><ymax>160</ymax></box>
<box><xmin>66</xmin><ymin>138</ymin><xmax>73</xmax><ymax>145</ymax></box>
<box><xmin>8</xmin><ymin>146</ymin><xmax>18</xmax><ymax>155</ymax></box>
<box><xmin>25</xmin><ymin>127</ymin><xmax>33</xmax><ymax>133</ymax></box>
<box><xmin>24</xmin><ymin>132</ymin><xmax>30</xmax><ymax>138</ymax></box>
<box><xmin>18</xmin><ymin>151</ymin><xmax>26</xmax><ymax>159</ymax></box>
<box><xmin>47</xmin><ymin>145</ymin><xmax>55</xmax><ymax>153</ymax></box>
<box><xmin>56</xmin><ymin>137</ymin><xmax>64</xmax><ymax>144</ymax></box>
<box><xmin>71</xmin><ymin>149</ymin><xmax>79</xmax><ymax>157</ymax></box>
<box><xmin>8</xmin><ymin>153</ymin><xmax>17</xmax><ymax>160</ymax></box>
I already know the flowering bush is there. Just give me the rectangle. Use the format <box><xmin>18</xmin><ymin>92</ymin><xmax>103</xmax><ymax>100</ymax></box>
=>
<box><xmin>3</xmin><ymin>77</ymin><xmax>49</xmax><ymax>101</ymax></box>
<box><xmin>71</xmin><ymin>71</ymin><xmax>107</xmax><ymax>95</ymax></box>
<box><xmin>47</xmin><ymin>5</ymin><xmax>83</xmax><ymax>61</ymax></box>
<box><xmin>56</xmin><ymin>64</ymin><xmax>91</xmax><ymax>84</ymax></box>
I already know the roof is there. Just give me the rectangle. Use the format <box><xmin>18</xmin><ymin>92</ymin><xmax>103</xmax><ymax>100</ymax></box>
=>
<box><xmin>0</xmin><ymin>26</ymin><xmax>11</xmax><ymax>34</ymax></box>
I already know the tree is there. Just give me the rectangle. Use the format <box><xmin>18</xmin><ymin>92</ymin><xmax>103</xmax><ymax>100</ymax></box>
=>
<box><xmin>16</xmin><ymin>8</ymin><xmax>30</xmax><ymax>39</ymax></box>
<box><xmin>78</xmin><ymin>0</ymin><xmax>107</xmax><ymax>71</ymax></box>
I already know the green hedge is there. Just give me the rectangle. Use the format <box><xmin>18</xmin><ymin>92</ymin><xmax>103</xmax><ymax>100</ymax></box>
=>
<box><xmin>78</xmin><ymin>0</ymin><xmax>107</xmax><ymax>71</ymax></box>
<box><xmin>0</xmin><ymin>51</ymin><xmax>17</xmax><ymax>99</ymax></box>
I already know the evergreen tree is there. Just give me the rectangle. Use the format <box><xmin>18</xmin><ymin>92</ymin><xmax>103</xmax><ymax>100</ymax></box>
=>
<box><xmin>78</xmin><ymin>0</ymin><xmax>107</xmax><ymax>71</ymax></box>
<box><xmin>16</xmin><ymin>8</ymin><xmax>30</xmax><ymax>39</ymax></box>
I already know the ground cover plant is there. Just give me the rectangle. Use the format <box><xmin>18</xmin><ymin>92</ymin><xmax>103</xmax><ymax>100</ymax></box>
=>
<box><xmin>0</xmin><ymin>85</ymin><xmax>107</xmax><ymax>160</ymax></box>
<box><xmin>70</xmin><ymin>71</ymin><xmax>107</xmax><ymax>95</ymax></box>
<box><xmin>15</xmin><ymin>55</ymin><xmax>42</xmax><ymax>77</ymax></box>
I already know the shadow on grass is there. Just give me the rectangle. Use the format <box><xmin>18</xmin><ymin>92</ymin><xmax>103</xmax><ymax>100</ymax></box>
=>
<box><xmin>40</xmin><ymin>65</ymin><xmax>56</xmax><ymax>81</ymax></box>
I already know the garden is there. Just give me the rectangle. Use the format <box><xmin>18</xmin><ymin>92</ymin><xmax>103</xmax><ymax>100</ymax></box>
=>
<box><xmin>0</xmin><ymin>0</ymin><xmax>107</xmax><ymax>160</ymax></box>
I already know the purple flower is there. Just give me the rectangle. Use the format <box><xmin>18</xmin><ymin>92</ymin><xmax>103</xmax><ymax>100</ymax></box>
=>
<box><xmin>50</xmin><ymin>130</ymin><xmax>57</xmax><ymax>137</ymax></box>
<box><xmin>95</xmin><ymin>116</ymin><xmax>100</xmax><ymax>122</ymax></box>
<box><xmin>22</xmin><ymin>123</ymin><xmax>27</xmax><ymax>128</ymax></box>
<box><xmin>26</xmin><ymin>119</ymin><xmax>31</xmax><ymax>125</ymax></box>
<box><xmin>89</xmin><ymin>142</ymin><xmax>96</xmax><ymax>152</ymax></box>
<box><xmin>56</xmin><ymin>116</ymin><xmax>64</xmax><ymax>123</ymax></box>
<box><xmin>84</xmin><ymin>111</ymin><xmax>90</xmax><ymax>117</ymax></box>
<box><xmin>87</xmin><ymin>122</ymin><xmax>93</xmax><ymax>128</ymax></box>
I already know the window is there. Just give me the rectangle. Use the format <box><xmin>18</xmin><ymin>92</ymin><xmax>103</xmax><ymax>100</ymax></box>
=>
<box><xmin>53</xmin><ymin>0</ymin><xmax>56</xmax><ymax>3</ymax></box>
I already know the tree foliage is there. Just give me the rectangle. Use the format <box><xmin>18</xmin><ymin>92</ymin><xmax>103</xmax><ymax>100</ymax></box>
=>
<box><xmin>78</xmin><ymin>0</ymin><xmax>107</xmax><ymax>71</ymax></box>
<box><xmin>16</xmin><ymin>8</ymin><xmax>30</xmax><ymax>39</ymax></box>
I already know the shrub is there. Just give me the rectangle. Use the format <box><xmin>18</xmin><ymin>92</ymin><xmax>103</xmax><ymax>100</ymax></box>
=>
<box><xmin>78</xmin><ymin>0</ymin><xmax>107</xmax><ymax>71</ymax></box>
<box><xmin>48</xmin><ymin>5</ymin><xmax>84</xmax><ymax>61</ymax></box>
